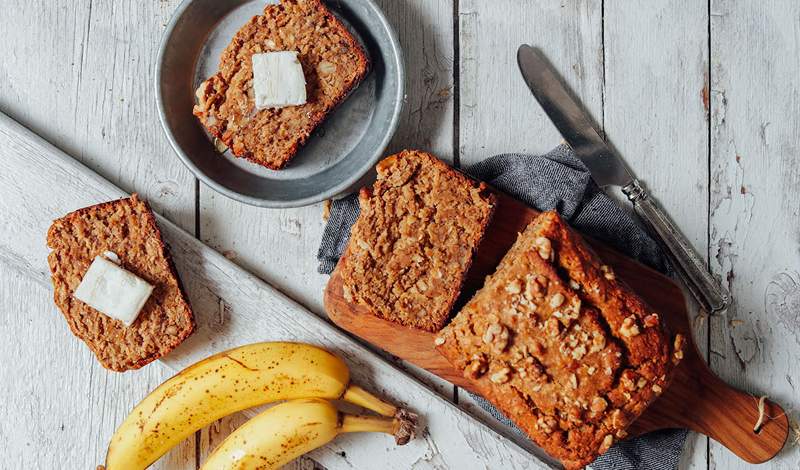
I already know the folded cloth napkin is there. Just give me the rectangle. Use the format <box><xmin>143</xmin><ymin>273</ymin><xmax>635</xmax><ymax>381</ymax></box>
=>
<box><xmin>317</xmin><ymin>144</ymin><xmax>687</xmax><ymax>470</ymax></box>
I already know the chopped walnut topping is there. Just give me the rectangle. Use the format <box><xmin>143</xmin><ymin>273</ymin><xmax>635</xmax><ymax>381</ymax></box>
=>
<box><xmin>611</xmin><ymin>409</ymin><xmax>625</xmax><ymax>428</ymax></box>
<box><xmin>342</xmin><ymin>285</ymin><xmax>353</xmax><ymax>302</ymax></box>
<box><xmin>643</xmin><ymin>313</ymin><xmax>659</xmax><ymax>328</ymax></box>
<box><xmin>482</xmin><ymin>323</ymin><xmax>510</xmax><ymax>353</ymax></box>
<box><xmin>605</xmin><ymin>367</ymin><xmax>613</xmax><ymax>376</ymax></box>
<box><xmin>652</xmin><ymin>384</ymin><xmax>663</xmax><ymax>394</ymax></box>
<box><xmin>600</xmin><ymin>264</ymin><xmax>615</xmax><ymax>280</ymax></box>
<box><xmin>505</xmin><ymin>280</ymin><xmax>521</xmax><ymax>294</ymax></box>
<box><xmin>434</xmin><ymin>336</ymin><xmax>446</xmax><ymax>346</ymax></box>
<box><xmin>587</xmin><ymin>366</ymin><xmax>597</xmax><ymax>375</ymax></box>
<box><xmin>620</xmin><ymin>315</ymin><xmax>641</xmax><ymax>337</ymax></box>
<box><xmin>569</xmin><ymin>279</ymin><xmax>581</xmax><ymax>290</ymax></box>
<box><xmin>621</xmin><ymin>373</ymin><xmax>636</xmax><ymax>391</ymax></box>
<box><xmin>549</xmin><ymin>293</ymin><xmax>565</xmax><ymax>308</ymax></box>
<box><xmin>590</xmin><ymin>332</ymin><xmax>606</xmax><ymax>353</ymax></box>
<box><xmin>482</xmin><ymin>323</ymin><xmax>502</xmax><ymax>343</ymax></box>
<box><xmin>637</xmin><ymin>377</ymin><xmax>648</xmax><ymax>389</ymax></box>
<box><xmin>490</xmin><ymin>367</ymin><xmax>511</xmax><ymax>384</ymax></box>
<box><xmin>673</xmin><ymin>334</ymin><xmax>685</xmax><ymax>362</ymax></box>
<box><xmin>569</xmin><ymin>373</ymin><xmax>578</xmax><ymax>389</ymax></box>
<box><xmin>536</xmin><ymin>415</ymin><xmax>558</xmax><ymax>433</ymax></box>
<box><xmin>466</xmin><ymin>354</ymin><xmax>488</xmax><ymax>378</ymax></box>
<box><xmin>571</xmin><ymin>344</ymin><xmax>587</xmax><ymax>360</ymax></box>
<box><xmin>545</xmin><ymin>318</ymin><xmax>561</xmax><ymax>337</ymax></box>
<box><xmin>600</xmin><ymin>434</ymin><xmax>614</xmax><ymax>451</ymax></box>
<box><xmin>591</xmin><ymin>397</ymin><xmax>608</xmax><ymax>413</ymax></box>
<box><xmin>616</xmin><ymin>429</ymin><xmax>628</xmax><ymax>439</ymax></box>
<box><xmin>534</xmin><ymin>236</ymin><xmax>553</xmax><ymax>261</ymax></box>
<box><xmin>416</xmin><ymin>279</ymin><xmax>428</xmax><ymax>292</ymax></box>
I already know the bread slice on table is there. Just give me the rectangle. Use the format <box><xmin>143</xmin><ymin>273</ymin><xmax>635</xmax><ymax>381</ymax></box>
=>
<box><xmin>339</xmin><ymin>150</ymin><xmax>497</xmax><ymax>332</ymax></box>
<box><xmin>435</xmin><ymin>211</ymin><xmax>684</xmax><ymax>469</ymax></box>
<box><xmin>46</xmin><ymin>194</ymin><xmax>195</xmax><ymax>372</ymax></box>
<box><xmin>193</xmin><ymin>0</ymin><xmax>369</xmax><ymax>170</ymax></box>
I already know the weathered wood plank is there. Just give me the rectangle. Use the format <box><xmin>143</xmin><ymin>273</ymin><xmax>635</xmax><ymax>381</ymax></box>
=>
<box><xmin>710</xmin><ymin>0</ymin><xmax>800</xmax><ymax>467</ymax></box>
<box><xmin>603</xmin><ymin>1</ymin><xmax>710</xmax><ymax>468</ymax></box>
<box><xmin>458</xmin><ymin>0</ymin><xmax>604</xmax><ymax>162</ymax></box>
<box><xmin>0</xmin><ymin>1</ymin><xmax>197</xmax><ymax>468</ymax></box>
<box><xmin>0</xmin><ymin>113</ymin><xmax>549</xmax><ymax>469</ymax></box>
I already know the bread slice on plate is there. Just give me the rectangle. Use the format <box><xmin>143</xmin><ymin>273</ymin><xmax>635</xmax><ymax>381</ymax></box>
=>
<box><xmin>340</xmin><ymin>150</ymin><xmax>497</xmax><ymax>332</ymax></box>
<box><xmin>436</xmin><ymin>211</ymin><xmax>684</xmax><ymax>469</ymax></box>
<box><xmin>46</xmin><ymin>194</ymin><xmax>195</xmax><ymax>372</ymax></box>
<box><xmin>193</xmin><ymin>0</ymin><xmax>369</xmax><ymax>170</ymax></box>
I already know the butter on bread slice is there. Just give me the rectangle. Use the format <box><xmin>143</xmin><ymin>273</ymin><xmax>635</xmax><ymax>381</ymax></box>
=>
<box><xmin>46</xmin><ymin>194</ymin><xmax>195</xmax><ymax>372</ymax></box>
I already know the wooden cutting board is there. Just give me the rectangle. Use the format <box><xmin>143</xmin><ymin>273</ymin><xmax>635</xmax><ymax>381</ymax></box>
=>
<box><xmin>324</xmin><ymin>190</ymin><xmax>790</xmax><ymax>464</ymax></box>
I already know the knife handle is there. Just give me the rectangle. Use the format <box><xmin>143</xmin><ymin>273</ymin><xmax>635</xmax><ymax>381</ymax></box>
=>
<box><xmin>622</xmin><ymin>180</ymin><xmax>730</xmax><ymax>314</ymax></box>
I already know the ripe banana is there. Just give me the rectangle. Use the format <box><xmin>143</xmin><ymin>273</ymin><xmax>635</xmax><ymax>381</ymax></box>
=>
<box><xmin>201</xmin><ymin>398</ymin><xmax>415</xmax><ymax>470</ymax></box>
<box><xmin>105</xmin><ymin>342</ymin><xmax>409</xmax><ymax>470</ymax></box>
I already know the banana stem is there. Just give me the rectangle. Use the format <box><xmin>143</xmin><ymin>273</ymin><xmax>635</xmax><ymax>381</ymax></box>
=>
<box><xmin>342</xmin><ymin>384</ymin><xmax>398</xmax><ymax>417</ymax></box>
<box><xmin>341</xmin><ymin>414</ymin><xmax>396</xmax><ymax>435</ymax></box>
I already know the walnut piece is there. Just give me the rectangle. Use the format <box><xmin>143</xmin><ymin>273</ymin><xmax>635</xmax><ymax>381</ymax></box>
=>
<box><xmin>534</xmin><ymin>236</ymin><xmax>553</xmax><ymax>261</ymax></box>
<box><xmin>549</xmin><ymin>292</ymin><xmax>565</xmax><ymax>308</ymax></box>
<box><xmin>466</xmin><ymin>353</ymin><xmax>488</xmax><ymax>378</ymax></box>
<box><xmin>490</xmin><ymin>367</ymin><xmax>511</xmax><ymax>384</ymax></box>
<box><xmin>600</xmin><ymin>264</ymin><xmax>615</xmax><ymax>280</ymax></box>
<box><xmin>482</xmin><ymin>322</ymin><xmax>510</xmax><ymax>353</ymax></box>
<box><xmin>619</xmin><ymin>315</ymin><xmax>641</xmax><ymax>337</ymax></box>
<box><xmin>643</xmin><ymin>313</ymin><xmax>659</xmax><ymax>328</ymax></box>
<box><xmin>591</xmin><ymin>397</ymin><xmax>608</xmax><ymax>413</ymax></box>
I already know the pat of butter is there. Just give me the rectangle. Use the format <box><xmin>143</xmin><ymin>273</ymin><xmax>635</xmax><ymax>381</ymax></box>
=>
<box><xmin>251</xmin><ymin>51</ymin><xmax>307</xmax><ymax>109</ymax></box>
<box><xmin>73</xmin><ymin>256</ymin><xmax>154</xmax><ymax>326</ymax></box>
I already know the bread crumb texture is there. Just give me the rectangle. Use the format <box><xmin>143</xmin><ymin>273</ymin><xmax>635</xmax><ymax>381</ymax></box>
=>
<box><xmin>46</xmin><ymin>195</ymin><xmax>195</xmax><ymax>372</ymax></box>
<box><xmin>436</xmin><ymin>211</ymin><xmax>683</xmax><ymax>469</ymax></box>
<box><xmin>340</xmin><ymin>150</ymin><xmax>496</xmax><ymax>332</ymax></box>
<box><xmin>193</xmin><ymin>0</ymin><xmax>369</xmax><ymax>169</ymax></box>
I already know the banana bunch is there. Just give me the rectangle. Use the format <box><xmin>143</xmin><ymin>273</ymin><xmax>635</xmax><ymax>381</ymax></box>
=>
<box><xmin>105</xmin><ymin>342</ymin><xmax>416</xmax><ymax>470</ymax></box>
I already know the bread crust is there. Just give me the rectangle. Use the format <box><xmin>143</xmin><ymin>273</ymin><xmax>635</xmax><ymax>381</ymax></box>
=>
<box><xmin>340</xmin><ymin>150</ymin><xmax>496</xmax><ymax>332</ymax></box>
<box><xmin>193</xmin><ymin>0</ymin><xmax>370</xmax><ymax>170</ymax></box>
<box><xmin>46</xmin><ymin>194</ymin><xmax>195</xmax><ymax>372</ymax></box>
<box><xmin>436</xmin><ymin>211</ymin><xmax>683</xmax><ymax>468</ymax></box>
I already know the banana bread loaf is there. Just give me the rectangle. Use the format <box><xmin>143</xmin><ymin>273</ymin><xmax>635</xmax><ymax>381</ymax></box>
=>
<box><xmin>435</xmin><ymin>211</ymin><xmax>684</xmax><ymax>469</ymax></box>
<box><xmin>47</xmin><ymin>195</ymin><xmax>195</xmax><ymax>372</ymax></box>
<box><xmin>193</xmin><ymin>0</ymin><xmax>369</xmax><ymax>170</ymax></box>
<box><xmin>339</xmin><ymin>150</ymin><xmax>496</xmax><ymax>332</ymax></box>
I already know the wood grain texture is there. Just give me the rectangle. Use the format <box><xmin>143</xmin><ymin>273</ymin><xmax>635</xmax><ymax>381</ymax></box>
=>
<box><xmin>325</xmin><ymin>190</ymin><xmax>789</xmax><ymax>464</ymax></box>
<box><xmin>709</xmin><ymin>0</ymin><xmax>800</xmax><ymax>468</ymax></box>
<box><xmin>0</xmin><ymin>1</ymin><xmax>198</xmax><ymax>468</ymax></box>
<box><xmin>458</xmin><ymin>0</ymin><xmax>603</xmax><ymax>161</ymax></box>
<box><xmin>602</xmin><ymin>2</ymin><xmax>711</xmax><ymax>468</ymax></box>
<box><xmin>0</xmin><ymin>113</ymin><xmax>549</xmax><ymax>469</ymax></box>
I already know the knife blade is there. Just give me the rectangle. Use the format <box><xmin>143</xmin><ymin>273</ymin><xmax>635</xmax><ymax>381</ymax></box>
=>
<box><xmin>516</xmin><ymin>45</ymin><xmax>633</xmax><ymax>187</ymax></box>
<box><xmin>516</xmin><ymin>44</ymin><xmax>730</xmax><ymax>314</ymax></box>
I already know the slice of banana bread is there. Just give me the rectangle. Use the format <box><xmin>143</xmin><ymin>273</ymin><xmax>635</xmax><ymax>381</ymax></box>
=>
<box><xmin>435</xmin><ymin>211</ymin><xmax>684</xmax><ymax>469</ymax></box>
<box><xmin>340</xmin><ymin>150</ymin><xmax>496</xmax><ymax>332</ymax></box>
<box><xmin>46</xmin><ymin>195</ymin><xmax>195</xmax><ymax>372</ymax></box>
<box><xmin>193</xmin><ymin>0</ymin><xmax>369</xmax><ymax>170</ymax></box>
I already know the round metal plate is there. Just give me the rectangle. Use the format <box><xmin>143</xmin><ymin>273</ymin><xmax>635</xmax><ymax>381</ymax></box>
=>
<box><xmin>156</xmin><ymin>0</ymin><xmax>403</xmax><ymax>208</ymax></box>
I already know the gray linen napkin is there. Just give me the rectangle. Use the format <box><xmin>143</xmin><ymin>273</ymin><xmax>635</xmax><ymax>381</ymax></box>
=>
<box><xmin>317</xmin><ymin>144</ymin><xmax>688</xmax><ymax>469</ymax></box>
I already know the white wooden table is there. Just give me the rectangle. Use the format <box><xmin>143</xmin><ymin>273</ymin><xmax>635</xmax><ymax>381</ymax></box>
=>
<box><xmin>1</xmin><ymin>1</ymin><xmax>798</xmax><ymax>469</ymax></box>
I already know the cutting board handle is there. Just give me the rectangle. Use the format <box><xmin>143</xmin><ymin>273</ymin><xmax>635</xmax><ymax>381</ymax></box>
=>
<box><xmin>629</xmin><ymin>347</ymin><xmax>789</xmax><ymax>464</ymax></box>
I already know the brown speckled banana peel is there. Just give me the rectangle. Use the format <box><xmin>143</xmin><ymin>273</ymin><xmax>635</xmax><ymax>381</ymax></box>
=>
<box><xmin>105</xmin><ymin>342</ymin><xmax>412</xmax><ymax>470</ymax></box>
<box><xmin>201</xmin><ymin>398</ymin><xmax>416</xmax><ymax>470</ymax></box>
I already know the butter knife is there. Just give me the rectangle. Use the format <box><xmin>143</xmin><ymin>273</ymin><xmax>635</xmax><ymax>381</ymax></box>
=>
<box><xmin>517</xmin><ymin>44</ymin><xmax>729</xmax><ymax>314</ymax></box>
